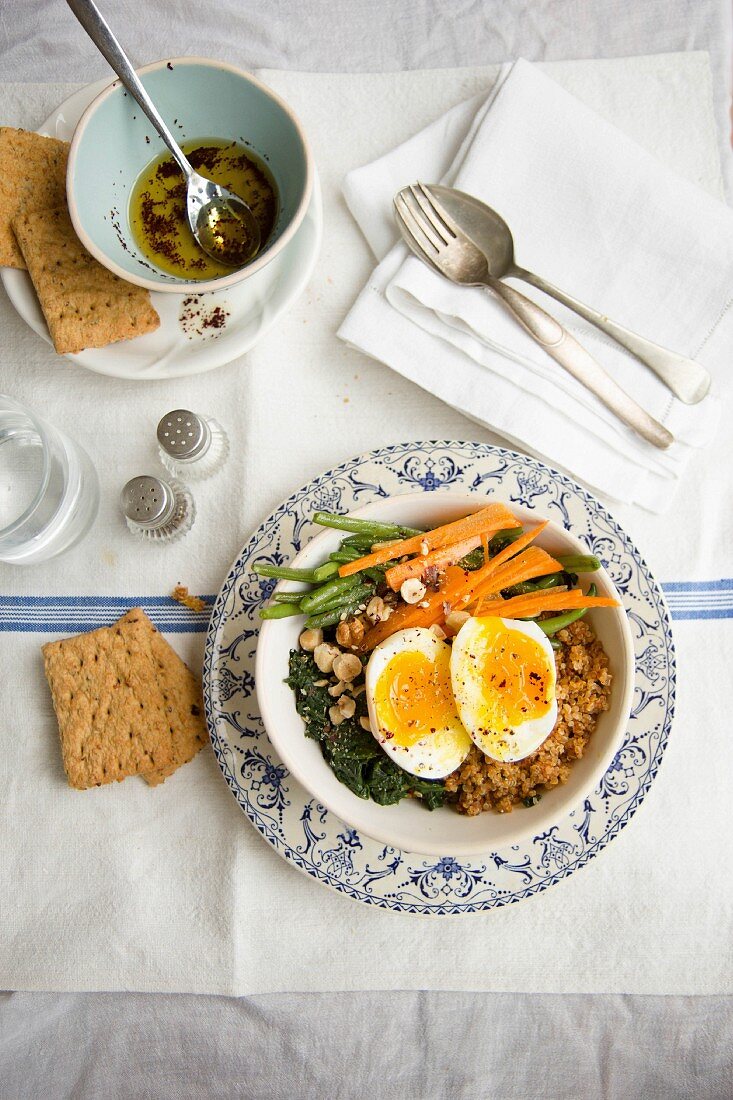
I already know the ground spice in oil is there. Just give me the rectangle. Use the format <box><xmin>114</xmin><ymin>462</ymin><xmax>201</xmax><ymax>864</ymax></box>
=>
<box><xmin>129</xmin><ymin>138</ymin><xmax>278</xmax><ymax>280</ymax></box>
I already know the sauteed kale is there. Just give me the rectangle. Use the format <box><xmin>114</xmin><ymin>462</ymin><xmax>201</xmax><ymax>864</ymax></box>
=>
<box><xmin>286</xmin><ymin>649</ymin><xmax>446</xmax><ymax>809</ymax></box>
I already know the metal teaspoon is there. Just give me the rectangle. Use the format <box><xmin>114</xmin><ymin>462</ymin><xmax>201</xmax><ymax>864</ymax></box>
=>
<box><xmin>395</xmin><ymin>183</ymin><xmax>673</xmax><ymax>450</ymax></box>
<box><xmin>66</xmin><ymin>0</ymin><xmax>261</xmax><ymax>269</ymax></box>
<box><xmin>424</xmin><ymin>185</ymin><xmax>710</xmax><ymax>405</ymax></box>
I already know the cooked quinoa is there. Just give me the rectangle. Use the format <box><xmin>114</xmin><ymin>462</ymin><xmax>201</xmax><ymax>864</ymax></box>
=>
<box><xmin>444</xmin><ymin>619</ymin><xmax>612</xmax><ymax>814</ymax></box>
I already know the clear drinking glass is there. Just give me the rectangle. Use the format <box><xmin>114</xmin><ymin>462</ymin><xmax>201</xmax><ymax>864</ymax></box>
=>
<box><xmin>0</xmin><ymin>396</ymin><xmax>100</xmax><ymax>564</ymax></box>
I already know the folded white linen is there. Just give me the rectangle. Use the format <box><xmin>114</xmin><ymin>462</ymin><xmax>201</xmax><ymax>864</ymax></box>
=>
<box><xmin>339</xmin><ymin>58</ymin><xmax>732</xmax><ymax>511</ymax></box>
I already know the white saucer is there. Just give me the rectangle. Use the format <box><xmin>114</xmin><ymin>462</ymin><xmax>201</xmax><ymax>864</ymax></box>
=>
<box><xmin>0</xmin><ymin>79</ymin><xmax>322</xmax><ymax>380</ymax></box>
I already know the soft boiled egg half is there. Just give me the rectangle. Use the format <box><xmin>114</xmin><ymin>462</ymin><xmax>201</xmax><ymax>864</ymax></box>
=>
<box><xmin>364</xmin><ymin>628</ymin><xmax>472</xmax><ymax>779</ymax></box>
<box><xmin>450</xmin><ymin>616</ymin><xmax>557</xmax><ymax>762</ymax></box>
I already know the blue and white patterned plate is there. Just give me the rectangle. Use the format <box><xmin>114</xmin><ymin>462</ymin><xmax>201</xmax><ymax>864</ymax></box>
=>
<box><xmin>203</xmin><ymin>442</ymin><xmax>676</xmax><ymax>915</ymax></box>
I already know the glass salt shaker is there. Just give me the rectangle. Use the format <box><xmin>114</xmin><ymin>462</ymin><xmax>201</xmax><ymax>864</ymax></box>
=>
<box><xmin>120</xmin><ymin>475</ymin><xmax>195</xmax><ymax>543</ymax></box>
<box><xmin>156</xmin><ymin>409</ymin><xmax>229</xmax><ymax>481</ymax></box>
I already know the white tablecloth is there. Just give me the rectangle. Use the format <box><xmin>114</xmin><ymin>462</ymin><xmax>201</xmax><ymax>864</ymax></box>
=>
<box><xmin>2</xmin><ymin>1</ymin><xmax>732</xmax><ymax>1096</ymax></box>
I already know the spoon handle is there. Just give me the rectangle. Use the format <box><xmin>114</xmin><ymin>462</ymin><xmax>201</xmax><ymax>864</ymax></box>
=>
<box><xmin>514</xmin><ymin>266</ymin><xmax>710</xmax><ymax>405</ymax></box>
<box><xmin>487</xmin><ymin>278</ymin><xmax>673</xmax><ymax>450</ymax></box>
<box><xmin>65</xmin><ymin>0</ymin><xmax>191</xmax><ymax>177</ymax></box>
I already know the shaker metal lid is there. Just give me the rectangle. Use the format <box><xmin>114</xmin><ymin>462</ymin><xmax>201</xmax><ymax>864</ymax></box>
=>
<box><xmin>157</xmin><ymin>410</ymin><xmax>210</xmax><ymax>461</ymax></box>
<box><xmin>120</xmin><ymin>475</ymin><xmax>176</xmax><ymax>528</ymax></box>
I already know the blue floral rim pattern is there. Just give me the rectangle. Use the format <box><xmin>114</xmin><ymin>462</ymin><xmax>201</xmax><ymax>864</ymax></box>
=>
<box><xmin>202</xmin><ymin>441</ymin><xmax>676</xmax><ymax>915</ymax></box>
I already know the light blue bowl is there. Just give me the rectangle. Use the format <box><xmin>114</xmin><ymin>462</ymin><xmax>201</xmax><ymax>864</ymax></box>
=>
<box><xmin>67</xmin><ymin>57</ymin><xmax>314</xmax><ymax>293</ymax></box>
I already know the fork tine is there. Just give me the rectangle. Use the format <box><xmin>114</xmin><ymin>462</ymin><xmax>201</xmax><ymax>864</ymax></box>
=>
<box><xmin>394</xmin><ymin>191</ymin><xmax>442</xmax><ymax>255</ymax></box>
<box><xmin>394</xmin><ymin>204</ymin><xmax>445</xmax><ymax>277</ymax></box>
<box><xmin>409</xmin><ymin>183</ymin><xmax>456</xmax><ymax>244</ymax></box>
<box><xmin>413</xmin><ymin>181</ymin><xmax>460</xmax><ymax>237</ymax></box>
<box><xmin>408</xmin><ymin>184</ymin><xmax>450</xmax><ymax>245</ymax></box>
<box><xmin>397</xmin><ymin>189</ymin><xmax>444</xmax><ymax>251</ymax></box>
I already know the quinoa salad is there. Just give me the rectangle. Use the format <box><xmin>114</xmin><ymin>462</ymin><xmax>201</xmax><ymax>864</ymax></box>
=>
<box><xmin>255</xmin><ymin>504</ymin><xmax>619</xmax><ymax>815</ymax></box>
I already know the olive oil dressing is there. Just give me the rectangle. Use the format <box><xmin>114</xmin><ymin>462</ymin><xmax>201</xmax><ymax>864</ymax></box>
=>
<box><xmin>129</xmin><ymin>138</ymin><xmax>278</xmax><ymax>279</ymax></box>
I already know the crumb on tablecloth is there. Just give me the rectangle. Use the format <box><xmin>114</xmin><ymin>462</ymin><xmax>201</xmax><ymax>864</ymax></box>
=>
<box><xmin>171</xmin><ymin>585</ymin><xmax>208</xmax><ymax>612</ymax></box>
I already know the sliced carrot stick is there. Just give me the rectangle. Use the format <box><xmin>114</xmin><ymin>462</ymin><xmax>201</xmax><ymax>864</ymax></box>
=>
<box><xmin>338</xmin><ymin>503</ymin><xmax>520</xmax><ymax>578</ymax></box>
<box><xmin>360</xmin><ymin>546</ymin><xmax>561</xmax><ymax>650</ymax></box>
<box><xmin>486</xmin><ymin>521</ymin><xmax>548</xmax><ymax>570</ymax></box>
<box><xmin>472</xmin><ymin>589</ymin><xmax>619</xmax><ymax>619</ymax></box>
<box><xmin>475</xmin><ymin>585</ymin><xmax>570</xmax><ymax>617</ymax></box>
<box><xmin>446</xmin><ymin>521</ymin><xmax>550</xmax><ymax>601</ymax></box>
<box><xmin>464</xmin><ymin>547</ymin><xmax>563</xmax><ymax>606</ymax></box>
<box><xmin>384</xmin><ymin>520</ymin><xmax>551</xmax><ymax>593</ymax></box>
<box><xmin>384</xmin><ymin>534</ymin><xmax>482</xmax><ymax>591</ymax></box>
<box><xmin>357</xmin><ymin>565</ymin><xmax>469</xmax><ymax>651</ymax></box>
<box><xmin>433</xmin><ymin>530</ymin><xmax>548</xmax><ymax>611</ymax></box>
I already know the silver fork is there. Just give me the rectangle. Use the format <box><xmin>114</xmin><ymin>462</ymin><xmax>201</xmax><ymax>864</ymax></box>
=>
<box><xmin>394</xmin><ymin>183</ymin><xmax>673</xmax><ymax>451</ymax></box>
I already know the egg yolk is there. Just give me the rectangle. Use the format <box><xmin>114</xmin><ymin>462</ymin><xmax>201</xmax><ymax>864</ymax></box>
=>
<box><xmin>374</xmin><ymin>648</ymin><xmax>458</xmax><ymax>747</ymax></box>
<box><xmin>461</xmin><ymin>618</ymin><xmax>553</xmax><ymax>731</ymax></box>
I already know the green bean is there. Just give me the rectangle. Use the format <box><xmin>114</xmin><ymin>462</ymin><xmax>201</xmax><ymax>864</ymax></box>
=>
<box><xmin>253</xmin><ymin>561</ymin><xmax>320</xmax><ymax>583</ymax></box>
<box><xmin>340</xmin><ymin>533</ymin><xmax>379</xmax><ymax>550</ymax></box>
<box><xmin>313</xmin><ymin>561</ymin><xmax>340</xmax><ymax>582</ymax></box>
<box><xmin>259</xmin><ymin>602</ymin><xmax>303</xmax><ymax>620</ymax></box>
<box><xmin>273</xmin><ymin>591</ymin><xmax>306</xmax><ymax>604</ymax></box>
<box><xmin>305</xmin><ymin>593</ymin><xmax>372</xmax><ymax>630</ymax></box>
<box><xmin>489</xmin><ymin>527</ymin><xmax>525</xmax><ymax>554</ymax></box>
<box><xmin>557</xmin><ymin>554</ymin><xmax>601</xmax><ymax>573</ymax></box>
<box><xmin>329</xmin><ymin>548</ymin><xmax>363</xmax><ymax>564</ymax></box>
<box><xmin>299</xmin><ymin>573</ymin><xmax>364</xmax><ymax>613</ymax></box>
<box><xmin>315</xmin><ymin>582</ymin><xmax>374</xmax><ymax>614</ymax></box>
<box><xmin>461</xmin><ymin>529</ymin><xmax>528</xmax><ymax>570</ymax></box>
<box><xmin>504</xmin><ymin>572</ymin><xmax>567</xmax><ymax>597</ymax></box>
<box><xmin>312</xmin><ymin>512</ymin><xmax>423</xmax><ymax>538</ymax></box>
<box><xmin>458</xmin><ymin>547</ymin><xmax>485</xmax><ymax>571</ymax></box>
<box><xmin>537</xmin><ymin>584</ymin><xmax>597</xmax><ymax>637</ymax></box>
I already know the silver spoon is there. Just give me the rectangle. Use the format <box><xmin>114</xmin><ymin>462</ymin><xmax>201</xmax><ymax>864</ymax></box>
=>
<box><xmin>66</xmin><ymin>0</ymin><xmax>261</xmax><ymax>268</ymax></box>
<box><xmin>395</xmin><ymin>183</ymin><xmax>673</xmax><ymax>450</ymax></box>
<box><xmin>423</xmin><ymin>185</ymin><xmax>710</xmax><ymax>405</ymax></box>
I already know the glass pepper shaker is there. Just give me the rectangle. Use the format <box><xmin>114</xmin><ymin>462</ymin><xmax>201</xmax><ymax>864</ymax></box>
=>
<box><xmin>120</xmin><ymin>475</ymin><xmax>195</xmax><ymax>543</ymax></box>
<box><xmin>156</xmin><ymin>409</ymin><xmax>229</xmax><ymax>481</ymax></box>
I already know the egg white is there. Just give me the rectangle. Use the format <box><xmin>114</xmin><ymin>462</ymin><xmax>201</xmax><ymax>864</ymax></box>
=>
<box><xmin>364</xmin><ymin>627</ymin><xmax>472</xmax><ymax>780</ymax></box>
<box><xmin>450</xmin><ymin>616</ymin><xmax>557</xmax><ymax>763</ymax></box>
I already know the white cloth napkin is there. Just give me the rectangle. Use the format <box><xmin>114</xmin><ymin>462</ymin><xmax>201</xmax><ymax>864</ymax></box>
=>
<box><xmin>338</xmin><ymin>58</ymin><xmax>733</xmax><ymax>512</ymax></box>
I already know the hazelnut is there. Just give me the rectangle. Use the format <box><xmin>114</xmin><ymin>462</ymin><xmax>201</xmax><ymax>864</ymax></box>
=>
<box><xmin>332</xmin><ymin>653</ymin><xmax>362</xmax><ymax>683</ymax></box>
<box><xmin>328</xmin><ymin>681</ymin><xmax>348</xmax><ymax>697</ymax></box>
<box><xmin>328</xmin><ymin>705</ymin><xmax>345</xmax><ymax>726</ymax></box>
<box><xmin>445</xmin><ymin>610</ymin><xmax>470</xmax><ymax>633</ymax></box>
<box><xmin>336</xmin><ymin>618</ymin><xmax>365</xmax><ymax>647</ymax></box>
<box><xmin>359</xmin><ymin>716</ymin><xmax>373</xmax><ymax>732</ymax></box>
<box><xmin>313</xmin><ymin>642</ymin><xmax>341</xmax><ymax>673</ymax></box>
<box><xmin>365</xmin><ymin>596</ymin><xmax>391</xmax><ymax>624</ymax></box>
<box><xmin>299</xmin><ymin>627</ymin><xmax>323</xmax><ymax>652</ymax></box>
<box><xmin>400</xmin><ymin>578</ymin><xmax>427</xmax><ymax>604</ymax></box>
<box><xmin>337</xmin><ymin>695</ymin><xmax>356</xmax><ymax>719</ymax></box>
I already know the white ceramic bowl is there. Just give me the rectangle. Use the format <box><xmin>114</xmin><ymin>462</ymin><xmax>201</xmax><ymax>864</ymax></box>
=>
<box><xmin>255</xmin><ymin>493</ymin><xmax>635</xmax><ymax>856</ymax></box>
<box><xmin>67</xmin><ymin>57</ymin><xmax>313</xmax><ymax>293</ymax></box>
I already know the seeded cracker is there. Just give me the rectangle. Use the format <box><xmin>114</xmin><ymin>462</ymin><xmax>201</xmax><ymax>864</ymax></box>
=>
<box><xmin>136</xmin><ymin>612</ymin><xmax>209</xmax><ymax>786</ymax></box>
<box><xmin>42</xmin><ymin>610</ymin><xmax>178</xmax><ymax>789</ymax></box>
<box><xmin>42</xmin><ymin>609</ymin><xmax>207</xmax><ymax>790</ymax></box>
<box><xmin>12</xmin><ymin>206</ymin><xmax>159</xmax><ymax>354</ymax></box>
<box><xmin>0</xmin><ymin>127</ymin><xmax>69</xmax><ymax>268</ymax></box>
